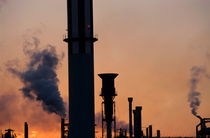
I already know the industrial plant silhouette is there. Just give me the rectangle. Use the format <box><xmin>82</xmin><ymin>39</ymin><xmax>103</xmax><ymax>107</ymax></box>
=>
<box><xmin>1</xmin><ymin>0</ymin><xmax>210</xmax><ymax>138</ymax></box>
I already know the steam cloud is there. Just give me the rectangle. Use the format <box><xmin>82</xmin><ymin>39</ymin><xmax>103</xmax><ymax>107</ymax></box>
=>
<box><xmin>188</xmin><ymin>66</ymin><xmax>205</xmax><ymax>115</ymax></box>
<box><xmin>8</xmin><ymin>41</ymin><xmax>66</xmax><ymax>117</ymax></box>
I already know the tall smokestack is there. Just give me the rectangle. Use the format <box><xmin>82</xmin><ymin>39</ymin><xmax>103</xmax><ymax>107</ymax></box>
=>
<box><xmin>64</xmin><ymin>0</ymin><xmax>97</xmax><ymax>137</ymax></box>
<box><xmin>128</xmin><ymin>97</ymin><xmax>133</xmax><ymax>138</ymax></box>
<box><xmin>149</xmin><ymin>125</ymin><xmax>152</xmax><ymax>138</ymax></box>
<box><xmin>133</xmin><ymin>106</ymin><xmax>142</xmax><ymax>138</ymax></box>
<box><xmin>99</xmin><ymin>73</ymin><xmax>118</xmax><ymax>138</ymax></box>
<box><xmin>24</xmin><ymin>122</ymin><xmax>28</xmax><ymax>138</ymax></box>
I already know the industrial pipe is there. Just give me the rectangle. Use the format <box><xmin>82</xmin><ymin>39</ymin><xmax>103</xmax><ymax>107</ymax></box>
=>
<box><xmin>133</xmin><ymin>106</ymin><xmax>142</xmax><ymax>138</ymax></box>
<box><xmin>157</xmin><ymin>130</ymin><xmax>160</xmax><ymax>138</ymax></box>
<box><xmin>128</xmin><ymin>97</ymin><xmax>133</xmax><ymax>138</ymax></box>
<box><xmin>24</xmin><ymin>122</ymin><xmax>28</xmax><ymax>138</ymax></box>
<box><xmin>149</xmin><ymin>125</ymin><xmax>152</xmax><ymax>138</ymax></box>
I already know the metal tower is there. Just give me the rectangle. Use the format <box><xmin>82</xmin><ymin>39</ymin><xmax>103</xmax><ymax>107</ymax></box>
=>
<box><xmin>64</xmin><ymin>0</ymin><xmax>97</xmax><ymax>137</ymax></box>
<box><xmin>99</xmin><ymin>73</ymin><xmax>118</xmax><ymax>138</ymax></box>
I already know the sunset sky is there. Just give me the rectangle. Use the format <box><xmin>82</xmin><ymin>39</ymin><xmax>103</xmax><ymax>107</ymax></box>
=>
<box><xmin>1</xmin><ymin>0</ymin><xmax>210</xmax><ymax>137</ymax></box>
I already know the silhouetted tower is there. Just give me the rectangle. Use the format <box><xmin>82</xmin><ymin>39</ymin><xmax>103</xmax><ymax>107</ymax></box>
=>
<box><xmin>128</xmin><ymin>97</ymin><xmax>133</xmax><ymax>138</ymax></box>
<box><xmin>149</xmin><ymin>125</ymin><xmax>152</xmax><ymax>138</ymax></box>
<box><xmin>63</xmin><ymin>0</ymin><xmax>97</xmax><ymax>137</ymax></box>
<box><xmin>146</xmin><ymin>127</ymin><xmax>149</xmax><ymax>138</ymax></box>
<box><xmin>99</xmin><ymin>73</ymin><xmax>118</xmax><ymax>138</ymax></box>
<box><xmin>24</xmin><ymin>122</ymin><xmax>28</xmax><ymax>138</ymax></box>
<box><xmin>156</xmin><ymin>130</ymin><xmax>160</xmax><ymax>138</ymax></box>
<box><xmin>133</xmin><ymin>106</ymin><xmax>142</xmax><ymax>138</ymax></box>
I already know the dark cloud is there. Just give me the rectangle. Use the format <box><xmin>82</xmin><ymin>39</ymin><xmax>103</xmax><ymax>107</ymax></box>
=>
<box><xmin>7</xmin><ymin>37</ymin><xmax>66</xmax><ymax>117</ymax></box>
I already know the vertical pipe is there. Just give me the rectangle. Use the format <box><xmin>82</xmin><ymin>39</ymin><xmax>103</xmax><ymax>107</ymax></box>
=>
<box><xmin>146</xmin><ymin>127</ymin><xmax>149</xmax><ymax>138</ymax></box>
<box><xmin>157</xmin><ymin>130</ymin><xmax>160</xmax><ymax>138</ymax></box>
<box><xmin>149</xmin><ymin>125</ymin><xmax>152</xmax><ymax>138</ymax></box>
<box><xmin>24</xmin><ymin>122</ymin><xmax>28</xmax><ymax>138</ymax></box>
<box><xmin>128</xmin><ymin>97</ymin><xmax>133</xmax><ymax>138</ymax></box>
<box><xmin>102</xmin><ymin>102</ymin><xmax>104</xmax><ymax>138</ymax></box>
<box><xmin>107</xmin><ymin>122</ymin><xmax>112</xmax><ymax>138</ymax></box>
<box><xmin>114</xmin><ymin>102</ymin><xmax>116</xmax><ymax>138</ymax></box>
<box><xmin>133</xmin><ymin>106</ymin><xmax>142</xmax><ymax>138</ymax></box>
<box><xmin>61</xmin><ymin>118</ymin><xmax>65</xmax><ymax>138</ymax></box>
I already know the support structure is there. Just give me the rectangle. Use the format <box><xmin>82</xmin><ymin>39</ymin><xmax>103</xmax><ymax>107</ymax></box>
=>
<box><xmin>64</xmin><ymin>0</ymin><xmax>97</xmax><ymax>137</ymax></box>
<box><xmin>61</xmin><ymin>118</ymin><xmax>69</xmax><ymax>138</ymax></box>
<box><xmin>196</xmin><ymin>115</ymin><xmax>210</xmax><ymax>138</ymax></box>
<box><xmin>99</xmin><ymin>73</ymin><xmax>118</xmax><ymax>138</ymax></box>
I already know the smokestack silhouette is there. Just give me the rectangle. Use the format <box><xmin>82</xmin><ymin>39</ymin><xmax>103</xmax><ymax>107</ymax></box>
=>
<box><xmin>146</xmin><ymin>127</ymin><xmax>149</xmax><ymax>138</ymax></box>
<box><xmin>188</xmin><ymin>66</ymin><xmax>204</xmax><ymax>116</ymax></box>
<box><xmin>133</xmin><ymin>106</ymin><xmax>142</xmax><ymax>138</ymax></box>
<box><xmin>149</xmin><ymin>125</ymin><xmax>152</xmax><ymax>138</ymax></box>
<box><xmin>156</xmin><ymin>130</ymin><xmax>160</xmax><ymax>138</ymax></box>
<box><xmin>8</xmin><ymin>46</ymin><xmax>66</xmax><ymax>117</ymax></box>
<box><xmin>99</xmin><ymin>73</ymin><xmax>118</xmax><ymax>138</ymax></box>
<box><xmin>24</xmin><ymin>122</ymin><xmax>28</xmax><ymax>138</ymax></box>
<box><xmin>128</xmin><ymin>97</ymin><xmax>133</xmax><ymax>138</ymax></box>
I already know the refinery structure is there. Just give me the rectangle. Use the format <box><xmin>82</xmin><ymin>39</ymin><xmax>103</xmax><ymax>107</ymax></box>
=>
<box><xmin>0</xmin><ymin>0</ymin><xmax>210</xmax><ymax>138</ymax></box>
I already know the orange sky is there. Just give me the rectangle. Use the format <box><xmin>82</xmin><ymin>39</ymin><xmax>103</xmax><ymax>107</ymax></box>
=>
<box><xmin>1</xmin><ymin>0</ymin><xmax>210</xmax><ymax>137</ymax></box>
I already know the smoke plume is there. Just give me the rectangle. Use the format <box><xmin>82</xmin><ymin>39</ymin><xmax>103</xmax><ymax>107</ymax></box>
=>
<box><xmin>95</xmin><ymin>112</ymin><xmax>128</xmax><ymax>129</ymax></box>
<box><xmin>8</xmin><ymin>42</ymin><xmax>66</xmax><ymax>117</ymax></box>
<box><xmin>188</xmin><ymin>66</ymin><xmax>205</xmax><ymax>115</ymax></box>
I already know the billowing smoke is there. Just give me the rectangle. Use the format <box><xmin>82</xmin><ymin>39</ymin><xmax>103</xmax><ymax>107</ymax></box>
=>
<box><xmin>8</xmin><ymin>42</ymin><xmax>66</xmax><ymax>117</ymax></box>
<box><xmin>188</xmin><ymin>66</ymin><xmax>205</xmax><ymax>115</ymax></box>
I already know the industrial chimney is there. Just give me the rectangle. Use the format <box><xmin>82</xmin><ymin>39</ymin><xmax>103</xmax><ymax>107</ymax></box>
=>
<box><xmin>63</xmin><ymin>0</ymin><xmax>97</xmax><ymax>137</ymax></box>
<box><xmin>99</xmin><ymin>73</ymin><xmax>118</xmax><ymax>138</ymax></box>
<box><xmin>24</xmin><ymin>122</ymin><xmax>28</xmax><ymax>138</ymax></box>
<box><xmin>128</xmin><ymin>97</ymin><xmax>133</xmax><ymax>138</ymax></box>
<box><xmin>133</xmin><ymin>106</ymin><xmax>142</xmax><ymax>138</ymax></box>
